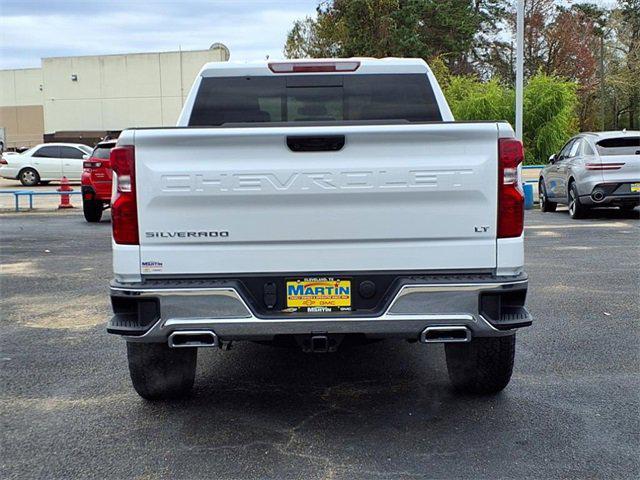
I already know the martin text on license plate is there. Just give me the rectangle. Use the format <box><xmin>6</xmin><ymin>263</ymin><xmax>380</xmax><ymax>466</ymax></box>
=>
<box><xmin>286</xmin><ymin>278</ymin><xmax>351</xmax><ymax>312</ymax></box>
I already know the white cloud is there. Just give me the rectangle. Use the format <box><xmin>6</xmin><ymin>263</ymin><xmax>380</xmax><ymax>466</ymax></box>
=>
<box><xmin>0</xmin><ymin>1</ymin><xmax>317</xmax><ymax>69</ymax></box>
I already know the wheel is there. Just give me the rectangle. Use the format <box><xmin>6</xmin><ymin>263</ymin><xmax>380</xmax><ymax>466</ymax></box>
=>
<box><xmin>568</xmin><ymin>182</ymin><xmax>588</xmax><ymax>219</ymax></box>
<box><xmin>539</xmin><ymin>179</ymin><xmax>557</xmax><ymax>212</ymax></box>
<box><xmin>83</xmin><ymin>199</ymin><xmax>103</xmax><ymax>222</ymax></box>
<box><xmin>445</xmin><ymin>335</ymin><xmax>516</xmax><ymax>395</ymax></box>
<box><xmin>126</xmin><ymin>342</ymin><xmax>197</xmax><ymax>400</ymax></box>
<box><xmin>19</xmin><ymin>168</ymin><xmax>40</xmax><ymax>186</ymax></box>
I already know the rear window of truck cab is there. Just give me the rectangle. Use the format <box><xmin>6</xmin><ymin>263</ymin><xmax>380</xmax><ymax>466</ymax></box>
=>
<box><xmin>189</xmin><ymin>74</ymin><xmax>442</xmax><ymax>126</ymax></box>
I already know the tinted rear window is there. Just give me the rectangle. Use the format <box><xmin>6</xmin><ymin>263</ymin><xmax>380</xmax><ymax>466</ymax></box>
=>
<box><xmin>596</xmin><ymin>136</ymin><xmax>640</xmax><ymax>156</ymax></box>
<box><xmin>92</xmin><ymin>145</ymin><xmax>114</xmax><ymax>160</ymax></box>
<box><xmin>33</xmin><ymin>146</ymin><xmax>59</xmax><ymax>158</ymax></box>
<box><xmin>189</xmin><ymin>74</ymin><xmax>442</xmax><ymax>126</ymax></box>
<box><xmin>59</xmin><ymin>146</ymin><xmax>85</xmax><ymax>159</ymax></box>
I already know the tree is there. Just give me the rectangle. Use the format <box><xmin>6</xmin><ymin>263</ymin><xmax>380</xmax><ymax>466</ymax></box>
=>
<box><xmin>284</xmin><ymin>15</ymin><xmax>340</xmax><ymax>58</ymax></box>
<box><xmin>445</xmin><ymin>70</ymin><xmax>578</xmax><ymax>164</ymax></box>
<box><xmin>523</xmin><ymin>74</ymin><xmax>579</xmax><ymax>163</ymax></box>
<box><xmin>284</xmin><ymin>0</ymin><xmax>494</xmax><ymax>74</ymax></box>
<box><xmin>480</xmin><ymin>1</ymin><xmax>600</xmax><ymax>130</ymax></box>
<box><xmin>613</xmin><ymin>0</ymin><xmax>640</xmax><ymax>128</ymax></box>
<box><xmin>284</xmin><ymin>0</ymin><xmax>633</xmax><ymax>135</ymax></box>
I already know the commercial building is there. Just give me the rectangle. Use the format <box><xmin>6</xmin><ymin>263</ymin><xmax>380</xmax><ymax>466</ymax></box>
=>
<box><xmin>0</xmin><ymin>44</ymin><xmax>229</xmax><ymax>149</ymax></box>
<box><xmin>0</xmin><ymin>68</ymin><xmax>44</xmax><ymax>148</ymax></box>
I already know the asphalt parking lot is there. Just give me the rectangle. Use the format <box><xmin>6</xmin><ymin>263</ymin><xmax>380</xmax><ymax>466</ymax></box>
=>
<box><xmin>1</xmin><ymin>207</ymin><xmax>638</xmax><ymax>479</ymax></box>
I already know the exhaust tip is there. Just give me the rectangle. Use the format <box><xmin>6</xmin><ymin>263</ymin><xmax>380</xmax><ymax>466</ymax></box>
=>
<box><xmin>591</xmin><ymin>190</ymin><xmax>606</xmax><ymax>202</ymax></box>
<box><xmin>168</xmin><ymin>330</ymin><xmax>218</xmax><ymax>348</ymax></box>
<box><xmin>420</xmin><ymin>326</ymin><xmax>471</xmax><ymax>344</ymax></box>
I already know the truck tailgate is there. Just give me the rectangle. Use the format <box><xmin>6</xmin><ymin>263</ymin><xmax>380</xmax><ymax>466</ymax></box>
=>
<box><xmin>134</xmin><ymin>123</ymin><xmax>499</xmax><ymax>275</ymax></box>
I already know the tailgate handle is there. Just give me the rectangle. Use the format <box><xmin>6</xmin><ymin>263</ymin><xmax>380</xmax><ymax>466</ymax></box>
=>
<box><xmin>287</xmin><ymin>135</ymin><xmax>345</xmax><ymax>152</ymax></box>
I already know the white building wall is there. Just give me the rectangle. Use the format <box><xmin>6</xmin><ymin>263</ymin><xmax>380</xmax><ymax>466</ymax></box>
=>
<box><xmin>0</xmin><ymin>68</ymin><xmax>43</xmax><ymax>107</ymax></box>
<box><xmin>0</xmin><ymin>68</ymin><xmax>44</xmax><ymax>147</ymax></box>
<box><xmin>42</xmin><ymin>48</ymin><xmax>225</xmax><ymax>133</ymax></box>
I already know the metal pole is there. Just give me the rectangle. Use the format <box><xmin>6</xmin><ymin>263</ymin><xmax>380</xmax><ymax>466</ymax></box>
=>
<box><xmin>515</xmin><ymin>0</ymin><xmax>524</xmax><ymax>141</ymax></box>
<box><xmin>600</xmin><ymin>35</ymin><xmax>606</xmax><ymax>130</ymax></box>
<box><xmin>179</xmin><ymin>45</ymin><xmax>184</xmax><ymax>108</ymax></box>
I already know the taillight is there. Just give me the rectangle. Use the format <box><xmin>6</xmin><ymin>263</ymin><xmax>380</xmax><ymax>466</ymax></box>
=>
<box><xmin>268</xmin><ymin>61</ymin><xmax>360</xmax><ymax>73</ymax></box>
<box><xmin>585</xmin><ymin>163</ymin><xmax>625</xmax><ymax>170</ymax></box>
<box><xmin>110</xmin><ymin>146</ymin><xmax>138</xmax><ymax>245</ymax></box>
<box><xmin>498</xmin><ymin>138</ymin><xmax>524</xmax><ymax>238</ymax></box>
<box><xmin>0</xmin><ymin>158</ymin><xmax>7</xmax><ymax>165</ymax></box>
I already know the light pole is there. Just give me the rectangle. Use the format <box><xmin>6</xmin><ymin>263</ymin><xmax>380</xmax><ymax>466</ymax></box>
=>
<box><xmin>515</xmin><ymin>0</ymin><xmax>524</xmax><ymax>141</ymax></box>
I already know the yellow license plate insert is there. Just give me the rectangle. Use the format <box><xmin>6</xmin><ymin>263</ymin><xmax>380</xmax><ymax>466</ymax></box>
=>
<box><xmin>631</xmin><ymin>183</ymin><xmax>640</xmax><ymax>193</ymax></box>
<box><xmin>286</xmin><ymin>278</ymin><xmax>351</xmax><ymax>312</ymax></box>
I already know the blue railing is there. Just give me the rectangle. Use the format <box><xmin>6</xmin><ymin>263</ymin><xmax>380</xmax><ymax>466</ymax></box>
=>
<box><xmin>0</xmin><ymin>190</ymin><xmax>82</xmax><ymax>212</ymax></box>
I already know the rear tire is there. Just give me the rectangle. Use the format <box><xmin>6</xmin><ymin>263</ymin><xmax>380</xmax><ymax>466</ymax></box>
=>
<box><xmin>19</xmin><ymin>168</ymin><xmax>39</xmax><ymax>187</ymax></box>
<box><xmin>568</xmin><ymin>182</ymin><xmax>588</xmax><ymax>219</ymax></box>
<box><xmin>445</xmin><ymin>335</ymin><xmax>516</xmax><ymax>395</ymax></box>
<box><xmin>126</xmin><ymin>342</ymin><xmax>197</xmax><ymax>400</ymax></box>
<box><xmin>539</xmin><ymin>180</ymin><xmax>557</xmax><ymax>212</ymax></box>
<box><xmin>83</xmin><ymin>199</ymin><xmax>103</xmax><ymax>222</ymax></box>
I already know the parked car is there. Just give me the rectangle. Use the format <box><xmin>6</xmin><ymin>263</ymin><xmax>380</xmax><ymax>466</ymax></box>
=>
<box><xmin>107</xmin><ymin>58</ymin><xmax>532</xmax><ymax>400</ymax></box>
<box><xmin>0</xmin><ymin>143</ymin><xmax>93</xmax><ymax>186</ymax></box>
<box><xmin>81</xmin><ymin>140</ymin><xmax>116</xmax><ymax>222</ymax></box>
<box><xmin>539</xmin><ymin>131</ymin><xmax>640</xmax><ymax>218</ymax></box>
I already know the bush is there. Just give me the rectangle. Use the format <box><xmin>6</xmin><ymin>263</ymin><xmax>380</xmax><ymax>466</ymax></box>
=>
<box><xmin>446</xmin><ymin>76</ymin><xmax>514</xmax><ymax>125</ymax></box>
<box><xmin>440</xmin><ymin>71</ymin><xmax>579</xmax><ymax>164</ymax></box>
<box><xmin>523</xmin><ymin>74</ymin><xmax>579</xmax><ymax>163</ymax></box>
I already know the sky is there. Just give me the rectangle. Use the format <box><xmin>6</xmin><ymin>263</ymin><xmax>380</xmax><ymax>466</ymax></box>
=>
<box><xmin>0</xmin><ymin>0</ymin><xmax>319</xmax><ymax>69</ymax></box>
<box><xmin>0</xmin><ymin>0</ymin><xmax>619</xmax><ymax>70</ymax></box>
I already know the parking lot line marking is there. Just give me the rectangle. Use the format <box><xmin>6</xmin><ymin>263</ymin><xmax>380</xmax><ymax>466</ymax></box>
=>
<box><xmin>525</xmin><ymin>222</ymin><xmax>631</xmax><ymax>229</ymax></box>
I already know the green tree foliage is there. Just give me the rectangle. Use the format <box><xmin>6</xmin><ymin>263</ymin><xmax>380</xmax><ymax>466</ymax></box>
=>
<box><xmin>607</xmin><ymin>0</ymin><xmax>640</xmax><ymax>129</ymax></box>
<box><xmin>443</xmin><ymin>69</ymin><xmax>578</xmax><ymax>164</ymax></box>
<box><xmin>523</xmin><ymin>75</ymin><xmax>579</xmax><ymax>163</ymax></box>
<box><xmin>284</xmin><ymin>0</ymin><xmax>490</xmax><ymax>74</ymax></box>
<box><xmin>446</xmin><ymin>77</ymin><xmax>514</xmax><ymax>124</ymax></box>
<box><xmin>284</xmin><ymin>1</ymin><xmax>633</xmax><ymax>154</ymax></box>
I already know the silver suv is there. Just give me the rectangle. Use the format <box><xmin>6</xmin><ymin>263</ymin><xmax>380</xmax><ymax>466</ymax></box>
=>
<box><xmin>539</xmin><ymin>131</ymin><xmax>640</xmax><ymax>218</ymax></box>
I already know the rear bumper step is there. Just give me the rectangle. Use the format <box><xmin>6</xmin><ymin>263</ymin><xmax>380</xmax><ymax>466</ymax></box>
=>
<box><xmin>108</xmin><ymin>275</ymin><xmax>531</xmax><ymax>343</ymax></box>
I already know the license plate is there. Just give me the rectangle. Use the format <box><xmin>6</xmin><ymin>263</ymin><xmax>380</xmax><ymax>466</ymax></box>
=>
<box><xmin>631</xmin><ymin>183</ymin><xmax>640</xmax><ymax>193</ymax></box>
<box><xmin>286</xmin><ymin>278</ymin><xmax>351</xmax><ymax>312</ymax></box>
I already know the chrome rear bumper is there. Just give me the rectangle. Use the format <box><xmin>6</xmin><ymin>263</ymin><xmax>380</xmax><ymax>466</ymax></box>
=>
<box><xmin>108</xmin><ymin>276</ymin><xmax>531</xmax><ymax>343</ymax></box>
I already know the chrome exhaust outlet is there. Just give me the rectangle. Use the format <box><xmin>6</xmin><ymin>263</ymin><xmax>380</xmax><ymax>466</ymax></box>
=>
<box><xmin>591</xmin><ymin>189</ymin><xmax>606</xmax><ymax>202</ymax></box>
<box><xmin>420</xmin><ymin>326</ymin><xmax>471</xmax><ymax>344</ymax></box>
<box><xmin>168</xmin><ymin>330</ymin><xmax>218</xmax><ymax>348</ymax></box>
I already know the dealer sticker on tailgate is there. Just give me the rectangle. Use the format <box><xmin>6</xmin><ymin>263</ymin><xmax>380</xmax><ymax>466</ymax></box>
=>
<box><xmin>286</xmin><ymin>278</ymin><xmax>351</xmax><ymax>312</ymax></box>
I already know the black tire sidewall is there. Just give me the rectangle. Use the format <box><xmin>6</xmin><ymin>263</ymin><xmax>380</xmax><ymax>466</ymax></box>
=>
<box><xmin>126</xmin><ymin>342</ymin><xmax>197</xmax><ymax>400</ymax></box>
<box><xmin>539</xmin><ymin>180</ymin><xmax>556</xmax><ymax>212</ymax></box>
<box><xmin>82</xmin><ymin>199</ymin><xmax>103</xmax><ymax>222</ymax></box>
<box><xmin>445</xmin><ymin>335</ymin><xmax>516</xmax><ymax>395</ymax></box>
<box><xmin>569</xmin><ymin>183</ymin><xmax>587</xmax><ymax>219</ymax></box>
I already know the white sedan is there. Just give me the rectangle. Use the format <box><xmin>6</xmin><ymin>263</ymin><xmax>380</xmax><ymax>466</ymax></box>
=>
<box><xmin>0</xmin><ymin>143</ymin><xmax>93</xmax><ymax>186</ymax></box>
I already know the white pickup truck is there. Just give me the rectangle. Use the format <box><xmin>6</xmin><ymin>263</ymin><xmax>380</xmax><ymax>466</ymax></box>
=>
<box><xmin>107</xmin><ymin>58</ymin><xmax>532</xmax><ymax>400</ymax></box>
